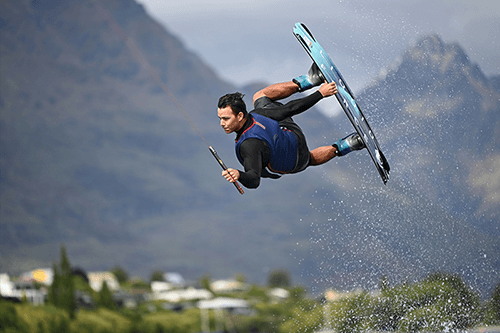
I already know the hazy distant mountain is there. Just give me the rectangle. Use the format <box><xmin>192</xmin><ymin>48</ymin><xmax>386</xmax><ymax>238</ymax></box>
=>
<box><xmin>357</xmin><ymin>34</ymin><xmax>500</xmax><ymax>230</ymax></box>
<box><xmin>1</xmin><ymin>0</ymin><xmax>498</xmax><ymax>296</ymax></box>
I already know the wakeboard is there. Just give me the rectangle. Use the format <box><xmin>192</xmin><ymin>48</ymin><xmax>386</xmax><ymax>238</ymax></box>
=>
<box><xmin>293</xmin><ymin>22</ymin><xmax>390</xmax><ymax>184</ymax></box>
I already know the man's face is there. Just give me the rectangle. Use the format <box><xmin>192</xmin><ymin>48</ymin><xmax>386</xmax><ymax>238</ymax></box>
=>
<box><xmin>218</xmin><ymin>106</ymin><xmax>244</xmax><ymax>134</ymax></box>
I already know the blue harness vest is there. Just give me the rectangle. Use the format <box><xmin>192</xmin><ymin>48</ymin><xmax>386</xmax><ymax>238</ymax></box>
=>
<box><xmin>235</xmin><ymin>113</ymin><xmax>298</xmax><ymax>173</ymax></box>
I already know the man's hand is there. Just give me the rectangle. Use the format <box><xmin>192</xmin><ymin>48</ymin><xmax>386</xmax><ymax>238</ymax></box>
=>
<box><xmin>222</xmin><ymin>168</ymin><xmax>240</xmax><ymax>183</ymax></box>
<box><xmin>318</xmin><ymin>81</ymin><xmax>337</xmax><ymax>97</ymax></box>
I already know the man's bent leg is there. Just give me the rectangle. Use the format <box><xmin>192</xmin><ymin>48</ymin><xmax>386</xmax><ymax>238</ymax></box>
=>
<box><xmin>310</xmin><ymin>132</ymin><xmax>366</xmax><ymax>165</ymax></box>
<box><xmin>253</xmin><ymin>81</ymin><xmax>300</xmax><ymax>105</ymax></box>
<box><xmin>309</xmin><ymin>145</ymin><xmax>338</xmax><ymax>166</ymax></box>
<box><xmin>253</xmin><ymin>62</ymin><xmax>324</xmax><ymax>104</ymax></box>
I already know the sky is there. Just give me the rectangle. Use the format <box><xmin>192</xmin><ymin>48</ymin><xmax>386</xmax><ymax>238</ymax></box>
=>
<box><xmin>135</xmin><ymin>0</ymin><xmax>500</xmax><ymax>92</ymax></box>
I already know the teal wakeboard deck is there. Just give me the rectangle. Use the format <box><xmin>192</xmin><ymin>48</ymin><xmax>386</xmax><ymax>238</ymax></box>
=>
<box><xmin>293</xmin><ymin>22</ymin><xmax>390</xmax><ymax>184</ymax></box>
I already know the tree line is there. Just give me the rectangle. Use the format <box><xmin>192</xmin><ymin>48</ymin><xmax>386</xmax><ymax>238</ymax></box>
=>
<box><xmin>1</xmin><ymin>245</ymin><xmax>499</xmax><ymax>333</ymax></box>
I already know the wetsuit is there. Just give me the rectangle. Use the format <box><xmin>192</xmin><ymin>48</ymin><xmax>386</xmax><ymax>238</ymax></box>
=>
<box><xmin>235</xmin><ymin>90</ymin><xmax>324</xmax><ymax>188</ymax></box>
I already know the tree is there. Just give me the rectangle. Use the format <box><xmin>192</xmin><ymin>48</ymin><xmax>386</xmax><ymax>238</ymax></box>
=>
<box><xmin>98</xmin><ymin>280</ymin><xmax>116</xmax><ymax>310</ymax></box>
<box><xmin>130</xmin><ymin>277</ymin><xmax>149</xmax><ymax>289</ymax></box>
<box><xmin>48</xmin><ymin>244</ymin><xmax>76</xmax><ymax>319</ymax></box>
<box><xmin>267</xmin><ymin>269</ymin><xmax>291</xmax><ymax>288</ymax></box>
<box><xmin>150</xmin><ymin>270</ymin><xmax>165</xmax><ymax>283</ymax></box>
<box><xmin>111</xmin><ymin>266</ymin><xmax>129</xmax><ymax>284</ymax></box>
<box><xmin>378</xmin><ymin>275</ymin><xmax>390</xmax><ymax>294</ymax></box>
<box><xmin>491</xmin><ymin>281</ymin><xmax>500</xmax><ymax>323</ymax></box>
<box><xmin>200</xmin><ymin>274</ymin><xmax>212</xmax><ymax>292</ymax></box>
<box><xmin>423</xmin><ymin>272</ymin><xmax>480</xmax><ymax>329</ymax></box>
<box><xmin>235</xmin><ymin>273</ymin><xmax>247</xmax><ymax>283</ymax></box>
<box><xmin>290</xmin><ymin>286</ymin><xmax>307</xmax><ymax>300</ymax></box>
<box><xmin>71</xmin><ymin>267</ymin><xmax>89</xmax><ymax>283</ymax></box>
<box><xmin>48</xmin><ymin>262</ymin><xmax>59</xmax><ymax>307</ymax></box>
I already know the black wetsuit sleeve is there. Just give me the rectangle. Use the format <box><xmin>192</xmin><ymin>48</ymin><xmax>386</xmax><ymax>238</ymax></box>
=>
<box><xmin>237</xmin><ymin>138</ymin><xmax>265</xmax><ymax>189</ymax></box>
<box><xmin>253</xmin><ymin>91</ymin><xmax>323</xmax><ymax>121</ymax></box>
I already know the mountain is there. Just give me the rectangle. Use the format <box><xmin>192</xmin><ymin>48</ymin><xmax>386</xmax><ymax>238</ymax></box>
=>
<box><xmin>1</xmin><ymin>0</ymin><xmax>498</xmax><ymax>296</ymax></box>
<box><xmin>357</xmin><ymin>34</ymin><xmax>500</xmax><ymax>230</ymax></box>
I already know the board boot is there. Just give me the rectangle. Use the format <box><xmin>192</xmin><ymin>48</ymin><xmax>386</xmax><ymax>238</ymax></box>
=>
<box><xmin>333</xmin><ymin>133</ymin><xmax>365</xmax><ymax>156</ymax></box>
<box><xmin>293</xmin><ymin>63</ymin><xmax>325</xmax><ymax>92</ymax></box>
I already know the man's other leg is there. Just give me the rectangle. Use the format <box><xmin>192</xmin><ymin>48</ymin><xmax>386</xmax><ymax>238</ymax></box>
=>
<box><xmin>309</xmin><ymin>145</ymin><xmax>338</xmax><ymax>166</ymax></box>
<box><xmin>310</xmin><ymin>132</ymin><xmax>366</xmax><ymax>165</ymax></box>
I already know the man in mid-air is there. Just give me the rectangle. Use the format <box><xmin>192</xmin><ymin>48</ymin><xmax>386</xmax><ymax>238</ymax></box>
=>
<box><xmin>217</xmin><ymin>64</ymin><xmax>365</xmax><ymax>189</ymax></box>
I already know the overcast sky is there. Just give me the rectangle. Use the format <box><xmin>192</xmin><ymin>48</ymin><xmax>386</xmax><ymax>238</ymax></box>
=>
<box><xmin>135</xmin><ymin>0</ymin><xmax>499</xmax><ymax>92</ymax></box>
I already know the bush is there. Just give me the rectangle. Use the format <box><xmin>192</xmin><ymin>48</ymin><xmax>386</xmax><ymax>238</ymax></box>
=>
<box><xmin>0</xmin><ymin>300</ymin><xmax>30</xmax><ymax>333</ymax></box>
<box><xmin>142</xmin><ymin>308</ymin><xmax>201</xmax><ymax>333</ymax></box>
<box><xmin>72</xmin><ymin>308</ymin><xmax>131</xmax><ymax>333</ymax></box>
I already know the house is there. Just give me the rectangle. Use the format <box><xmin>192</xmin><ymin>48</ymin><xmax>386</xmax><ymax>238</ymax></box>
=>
<box><xmin>197</xmin><ymin>297</ymin><xmax>253</xmax><ymax>332</ymax></box>
<box><xmin>87</xmin><ymin>272</ymin><xmax>120</xmax><ymax>292</ymax></box>
<box><xmin>0</xmin><ymin>274</ymin><xmax>12</xmax><ymax>296</ymax></box>
<box><xmin>151</xmin><ymin>281</ymin><xmax>173</xmax><ymax>293</ymax></box>
<box><xmin>268</xmin><ymin>287</ymin><xmax>290</xmax><ymax>301</ymax></box>
<box><xmin>151</xmin><ymin>281</ymin><xmax>173</xmax><ymax>300</ymax></box>
<box><xmin>18</xmin><ymin>268</ymin><xmax>54</xmax><ymax>285</ymax></box>
<box><xmin>197</xmin><ymin>297</ymin><xmax>251</xmax><ymax>314</ymax></box>
<box><xmin>113</xmin><ymin>289</ymin><xmax>147</xmax><ymax>309</ymax></box>
<box><xmin>154</xmin><ymin>287</ymin><xmax>212</xmax><ymax>302</ymax></box>
<box><xmin>0</xmin><ymin>273</ymin><xmax>45</xmax><ymax>305</ymax></box>
<box><xmin>210</xmin><ymin>279</ymin><xmax>250</xmax><ymax>293</ymax></box>
<box><xmin>163</xmin><ymin>272</ymin><xmax>186</xmax><ymax>287</ymax></box>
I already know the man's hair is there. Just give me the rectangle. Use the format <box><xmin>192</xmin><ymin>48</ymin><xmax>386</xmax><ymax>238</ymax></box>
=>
<box><xmin>218</xmin><ymin>92</ymin><xmax>247</xmax><ymax>116</ymax></box>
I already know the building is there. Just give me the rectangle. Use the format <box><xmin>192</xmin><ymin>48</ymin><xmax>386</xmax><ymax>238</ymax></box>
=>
<box><xmin>0</xmin><ymin>273</ymin><xmax>45</xmax><ymax>305</ymax></box>
<box><xmin>87</xmin><ymin>272</ymin><xmax>120</xmax><ymax>292</ymax></box>
<box><xmin>163</xmin><ymin>272</ymin><xmax>186</xmax><ymax>287</ymax></box>
<box><xmin>268</xmin><ymin>287</ymin><xmax>290</xmax><ymax>301</ymax></box>
<box><xmin>197</xmin><ymin>297</ymin><xmax>252</xmax><ymax>332</ymax></box>
<box><xmin>154</xmin><ymin>287</ymin><xmax>212</xmax><ymax>302</ymax></box>
<box><xmin>210</xmin><ymin>279</ymin><xmax>250</xmax><ymax>293</ymax></box>
<box><xmin>18</xmin><ymin>268</ymin><xmax>54</xmax><ymax>285</ymax></box>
